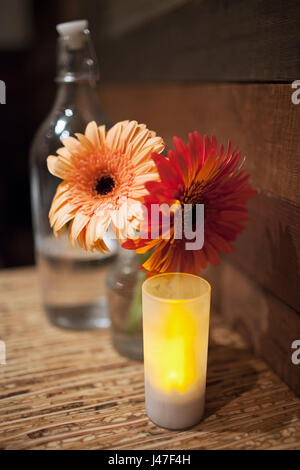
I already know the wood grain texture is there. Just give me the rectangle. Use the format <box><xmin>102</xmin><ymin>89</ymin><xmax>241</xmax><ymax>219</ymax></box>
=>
<box><xmin>219</xmin><ymin>262</ymin><xmax>300</xmax><ymax>397</ymax></box>
<box><xmin>0</xmin><ymin>267</ymin><xmax>299</xmax><ymax>450</ymax></box>
<box><xmin>99</xmin><ymin>83</ymin><xmax>300</xmax><ymax>204</ymax></box>
<box><xmin>96</xmin><ymin>0</ymin><xmax>300</xmax><ymax>82</ymax></box>
<box><xmin>98</xmin><ymin>0</ymin><xmax>190</xmax><ymax>39</ymax></box>
<box><xmin>233</xmin><ymin>193</ymin><xmax>300</xmax><ymax>312</ymax></box>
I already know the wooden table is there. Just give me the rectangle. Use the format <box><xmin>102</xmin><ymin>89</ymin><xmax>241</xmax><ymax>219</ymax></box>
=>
<box><xmin>0</xmin><ymin>267</ymin><xmax>299</xmax><ymax>450</ymax></box>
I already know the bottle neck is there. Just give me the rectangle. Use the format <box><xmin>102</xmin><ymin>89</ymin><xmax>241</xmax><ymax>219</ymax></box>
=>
<box><xmin>54</xmin><ymin>81</ymin><xmax>99</xmax><ymax>109</ymax></box>
<box><xmin>56</xmin><ymin>28</ymin><xmax>99</xmax><ymax>84</ymax></box>
<box><xmin>53</xmin><ymin>28</ymin><xmax>105</xmax><ymax>120</ymax></box>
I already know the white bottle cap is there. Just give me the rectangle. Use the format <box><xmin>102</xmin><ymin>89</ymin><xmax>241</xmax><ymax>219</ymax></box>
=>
<box><xmin>56</xmin><ymin>20</ymin><xmax>88</xmax><ymax>49</ymax></box>
<box><xmin>56</xmin><ymin>20</ymin><xmax>88</xmax><ymax>37</ymax></box>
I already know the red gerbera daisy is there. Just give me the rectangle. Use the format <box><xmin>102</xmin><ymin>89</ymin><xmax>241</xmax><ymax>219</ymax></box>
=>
<box><xmin>123</xmin><ymin>132</ymin><xmax>257</xmax><ymax>276</ymax></box>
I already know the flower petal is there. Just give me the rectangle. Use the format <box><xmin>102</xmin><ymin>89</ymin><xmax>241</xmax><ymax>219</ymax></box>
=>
<box><xmin>85</xmin><ymin>121</ymin><xmax>101</xmax><ymax>148</ymax></box>
<box><xmin>75</xmin><ymin>133</ymin><xmax>94</xmax><ymax>152</ymax></box>
<box><xmin>106</xmin><ymin>121</ymin><xmax>124</xmax><ymax>150</ymax></box>
<box><xmin>51</xmin><ymin>202</ymin><xmax>76</xmax><ymax>235</ymax></box>
<box><xmin>47</xmin><ymin>155</ymin><xmax>72</xmax><ymax>179</ymax></box>
<box><xmin>70</xmin><ymin>212</ymin><xmax>91</xmax><ymax>244</ymax></box>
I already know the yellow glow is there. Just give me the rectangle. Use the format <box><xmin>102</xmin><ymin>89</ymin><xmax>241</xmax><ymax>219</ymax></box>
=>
<box><xmin>143</xmin><ymin>273</ymin><xmax>211</xmax><ymax>398</ymax></box>
<box><xmin>155</xmin><ymin>306</ymin><xmax>197</xmax><ymax>392</ymax></box>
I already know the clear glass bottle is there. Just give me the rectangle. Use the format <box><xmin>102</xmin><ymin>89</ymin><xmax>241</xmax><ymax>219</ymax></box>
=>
<box><xmin>30</xmin><ymin>20</ymin><xmax>118</xmax><ymax>330</ymax></box>
<box><xmin>107</xmin><ymin>251</ymin><xmax>145</xmax><ymax>361</ymax></box>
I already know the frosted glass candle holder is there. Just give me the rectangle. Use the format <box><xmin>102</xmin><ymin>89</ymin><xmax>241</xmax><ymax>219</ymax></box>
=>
<box><xmin>142</xmin><ymin>273</ymin><xmax>211</xmax><ymax>430</ymax></box>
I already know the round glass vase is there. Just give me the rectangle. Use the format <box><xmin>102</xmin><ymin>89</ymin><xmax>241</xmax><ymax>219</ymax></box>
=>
<box><xmin>106</xmin><ymin>250</ymin><xmax>146</xmax><ymax>361</ymax></box>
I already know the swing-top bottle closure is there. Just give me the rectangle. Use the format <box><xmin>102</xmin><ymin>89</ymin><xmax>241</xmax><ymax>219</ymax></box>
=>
<box><xmin>55</xmin><ymin>20</ymin><xmax>99</xmax><ymax>83</ymax></box>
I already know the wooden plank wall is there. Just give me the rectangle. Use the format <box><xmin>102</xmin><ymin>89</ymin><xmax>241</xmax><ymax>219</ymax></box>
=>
<box><xmin>94</xmin><ymin>0</ymin><xmax>300</xmax><ymax>82</ymax></box>
<box><xmin>87</xmin><ymin>0</ymin><xmax>300</xmax><ymax>394</ymax></box>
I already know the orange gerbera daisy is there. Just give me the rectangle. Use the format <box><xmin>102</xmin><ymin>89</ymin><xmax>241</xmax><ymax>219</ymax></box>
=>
<box><xmin>47</xmin><ymin>120</ymin><xmax>165</xmax><ymax>252</ymax></box>
<box><xmin>123</xmin><ymin>132</ymin><xmax>256</xmax><ymax>275</ymax></box>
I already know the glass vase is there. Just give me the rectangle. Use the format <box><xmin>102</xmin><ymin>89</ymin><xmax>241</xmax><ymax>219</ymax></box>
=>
<box><xmin>106</xmin><ymin>250</ymin><xmax>145</xmax><ymax>361</ymax></box>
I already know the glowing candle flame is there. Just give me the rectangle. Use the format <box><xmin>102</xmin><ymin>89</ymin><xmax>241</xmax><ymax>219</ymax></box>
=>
<box><xmin>153</xmin><ymin>306</ymin><xmax>197</xmax><ymax>392</ymax></box>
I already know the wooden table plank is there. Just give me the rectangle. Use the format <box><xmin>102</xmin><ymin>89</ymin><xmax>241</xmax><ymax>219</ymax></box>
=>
<box><xmin>0</xmin><ymin>267</ymin><xmax>299</xmax><ymax>450</ymax></box>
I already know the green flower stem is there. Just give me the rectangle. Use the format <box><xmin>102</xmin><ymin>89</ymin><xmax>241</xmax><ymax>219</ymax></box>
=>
<box><xmin>125</xmin><ymin>271</ymin><xmax>145</xmax><ymax>334</ymax></box>
<box><xmin>124</xmin><ymin>253</ymin><xmax>149</xmax><ymax>334</ymax></box>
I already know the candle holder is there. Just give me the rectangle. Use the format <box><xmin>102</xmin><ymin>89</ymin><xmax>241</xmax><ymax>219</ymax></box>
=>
<box><xmin>142</xmin><ymin>273</ymin><xmax>211</xmax><ymax>430</ymax></box>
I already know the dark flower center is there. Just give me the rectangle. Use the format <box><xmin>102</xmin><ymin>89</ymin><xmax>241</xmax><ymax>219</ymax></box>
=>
<box><xmin>95</xmin><ymin>175</ymin><xmax>115</xmax><ymax>195</ymax></box>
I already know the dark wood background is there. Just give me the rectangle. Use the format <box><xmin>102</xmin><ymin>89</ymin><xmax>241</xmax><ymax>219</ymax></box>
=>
<box><xmin>96</xmin><ymin>0</ymin><xmax>300</xmax><ymax>82</ymax></box>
